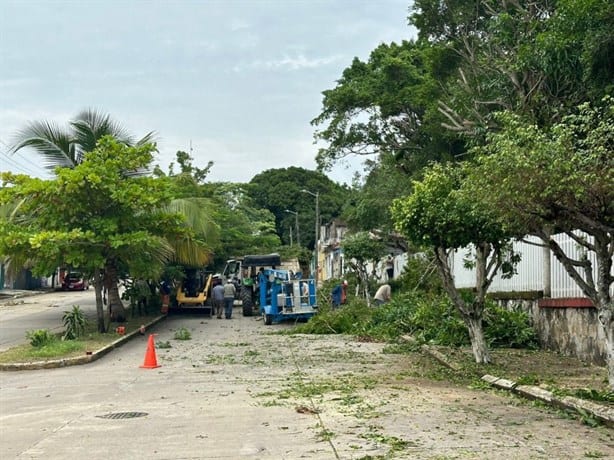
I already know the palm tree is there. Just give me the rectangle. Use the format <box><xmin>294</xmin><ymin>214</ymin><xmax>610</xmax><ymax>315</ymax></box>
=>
<box><xmin>9</xmin><ymin>109</ymin><xmax>158</xmax><ymax>322</ymax></box>
<box><xmin>9</xmin><ymin>113</ymin><xmax>220</xmax><ymax>324</ymax></box>
<box><xmin>9</xmin><ymin>108</ymin><xmax>156</xmax><ymax>170</ymax></box>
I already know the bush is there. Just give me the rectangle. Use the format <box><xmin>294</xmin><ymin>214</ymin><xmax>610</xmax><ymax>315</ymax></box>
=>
<box><xmin>62</xmin><ymin>305</ymin><xmax>87</xmax><ymax>340</ymax></box>
<box><xmin>294</xmin><ymin>292</ymin><xmax>538</xmax><ymax>350</ymax></box>
<box><xmin>26</xmin><ymin>329</ymin><xmax>56</xmax><ymax>348</ymax></box>
<box><xmin>483</xmin><ymin>302</ymin><xmax>538</xmax><ymax>349</ymax></box>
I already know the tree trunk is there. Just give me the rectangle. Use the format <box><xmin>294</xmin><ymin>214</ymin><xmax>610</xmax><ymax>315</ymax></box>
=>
<box><xmin>92</xmin><ymin>268</ymin><xmax>106</xmax><ymax>333</ymax></box>
<box><xmin>598</xmin><ymin>307</ymin><xmax>614</xmax><ymax>390</ymax></box>
<box><xmin>435</xmin><ymin>246</ymin><xmax>492</xmax><ymax>364</ymax></box>
<box><xmin>546</xmin><ymin>232</ymin><xmax>613</xmax><ymax>389</ymax></box>
<box><xmin>104</xmin><ymin>261</ymin><xmax>126</xmax><ymax>322</ymax></box>
<box><xmin>464</xmin><ymin>314</ymin><xmax>491</xmax><ymax>364</ymax></box>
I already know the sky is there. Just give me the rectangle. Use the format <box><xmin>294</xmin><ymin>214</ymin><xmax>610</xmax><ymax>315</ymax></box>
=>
<box><xmin>0</xmin><ymin>0</ymin><xmax>416</xmax><ymax>184</ymax></box>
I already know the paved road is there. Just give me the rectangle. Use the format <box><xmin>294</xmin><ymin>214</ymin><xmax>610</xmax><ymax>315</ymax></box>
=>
<box><xmin>1</xmin><ymin>312</ymin><xmax>613</xmax><ymax>459</ymax></box>
<box><xmin>0</xmin><ymin>290</ymin><xmax>97</xmax><ymax>351</ymax></box>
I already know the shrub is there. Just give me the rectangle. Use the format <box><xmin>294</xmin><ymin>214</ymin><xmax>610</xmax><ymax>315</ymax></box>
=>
<box><xmin>26</xmin><ymin>329</ymin><xmax>56</xmax><ymax>348</ymax></box>
<box><xmin>392</xmin><ymin>252</ymin><xmax>442</xmax><ymax>295</ymax></box>
<box><xmin>62</xmin><ymin>305</ymin><xmax>87</xmax><ymax>340</ymax></box>
<box><xmin>483</xmin><ymin>302</ymin><xmax>538</xmax><ymax>349</ymax></box>
<box><xmin>294</xmin><ymin>290</ymin><xmax>538</xmax><ymax>351</ymax></box>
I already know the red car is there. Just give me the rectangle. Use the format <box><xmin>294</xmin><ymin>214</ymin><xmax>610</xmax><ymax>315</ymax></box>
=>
<box><xmin>62</xmin><ymin>272</ymin><xmax>89</xmax><ymax>291</ymax></box>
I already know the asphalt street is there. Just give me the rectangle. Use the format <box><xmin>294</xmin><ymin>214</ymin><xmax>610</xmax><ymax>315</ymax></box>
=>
<box><xmin>0</xmin><ymin>290</ymin><xmax>97</xmax><ymax>352</ymax></box>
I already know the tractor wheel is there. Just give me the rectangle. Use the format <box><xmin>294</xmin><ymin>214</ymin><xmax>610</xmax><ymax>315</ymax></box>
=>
<box><xmin>263</xmin><ymin>313</ymin><xmax>273</xmax><ymax>325</ymax></box>
<box><xmin>241</xmin><ymin>286</ymin><xmax>254</xmax><ymax>316</ymax></box>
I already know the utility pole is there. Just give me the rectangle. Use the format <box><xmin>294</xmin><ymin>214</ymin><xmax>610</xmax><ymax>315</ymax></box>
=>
<box><xmin>284</xmin><ymin>210</ymin><xmax>300</xmax><ymax>246</ymax></box>
<box><xmin>301</xmin><ymin>189</ymin><xmax>319</xmax><ymax>283</ymax></box>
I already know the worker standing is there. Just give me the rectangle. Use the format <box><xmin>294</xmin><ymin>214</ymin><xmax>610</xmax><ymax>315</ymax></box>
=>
<box><xmin>212</xmin><ymin>279</ymin><xmax>225</xmax><ymax>319</ymax></box>
<box><xmin>331</xmin><ymin>280</ymin><xmax>348</xmax><ymax>308</ymax></box>
<box><xmin>223</xmin><ymin>279</ymin><xmax>236</xmax><ymax>319</ymax></box>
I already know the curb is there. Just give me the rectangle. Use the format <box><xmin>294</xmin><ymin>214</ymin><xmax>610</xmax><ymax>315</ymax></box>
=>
<box><xmin>0</xmin><ymin>315</ymin><xmax>167</xmax><ymax>371</ymax></box>
<box><xmin>482</xmin><ymin>374</ymin><xmax>614</xmax><ymax>428</ymax></box>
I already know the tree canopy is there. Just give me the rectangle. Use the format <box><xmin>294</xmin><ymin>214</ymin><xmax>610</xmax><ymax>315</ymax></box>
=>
<box><xmin>0</xmin><ymin>137</ymin><xmax>197</xmax><ymax>330</ymax></box>
<box><xmin>247</xmin><ymin>167</ymin><xmax>347</xmax><ymax>250</ymax></box>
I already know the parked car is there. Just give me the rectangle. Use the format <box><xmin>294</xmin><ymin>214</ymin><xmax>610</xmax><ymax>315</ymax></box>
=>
<box><xmin>62</xmin><ymin>272</ymin><xmax>89</xmax><ymax>291</ymax></box>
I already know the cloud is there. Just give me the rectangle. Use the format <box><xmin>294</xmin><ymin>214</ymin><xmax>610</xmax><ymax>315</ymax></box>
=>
<box><xmin>0</xmin><ymin>77</ymin><xmax>39</xmax><ymax>89</ymax></box>
<box><xmin>234</xmin><ymin>54</ymin><xmax>342</xmax><ymax>73</ymax></box>
<box><xmin>230</xmin><ymin>18</ymin><xmax>250</xmax><ymax>31</ymax></box>
<box><xmin>154</xmin><ymin>134</ymin><xmax>320</xmax><ymax>183</ymax></box>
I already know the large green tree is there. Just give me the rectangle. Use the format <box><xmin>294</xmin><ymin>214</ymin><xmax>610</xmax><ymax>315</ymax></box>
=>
<box><xmin>311</xmin><ymin>39</ymin><xmax>465</xmax><ymax>240</ymax></box>
<box><xmin>247</xmin><ymin>167</ymin><xmax>346</xmax><ymax>250</ymax></box>
<box><xmin>0</xmin><ymin>137</ymin><xmax>198</xmax><ymax>331</ymax></box>
<box><xmin>469</xmin><ymin>99</ymin><xmax>614</xmax><ymax>386</ymax></box>
<box><xmin>392</xmin><ymin>163</ymin><xmax>520</xmax><ymax>363</ymax></box>
<box><xmin>312</xmin><ymin>40</ymin><xmax>462</xmax><ymax>173</ymax></box>
<box><xmin>410</xmin><ymin>0</ymin><xmax>612</xmax><ymax>132</ymax></box>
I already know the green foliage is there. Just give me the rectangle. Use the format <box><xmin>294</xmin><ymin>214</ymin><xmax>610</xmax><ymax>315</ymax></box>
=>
<box><xmin>552</xmin><ymin>388</ymin><xmax>614</xmax><ymax>404</ymax></box>
<box><xmin>294</xmin><ymin>293</ymin><xmax>537</xmax><ymax>350</ymax></box>
<box><xmin>392</xmin><ymin>162</ymin><xmax>512</xmax><ymax>250</ymax></box>
<box><xmin>173</xmin><ymin>327</ymin><xmax>191</xmax><ymax>340</ymax></box>
<box><xmin>207</xmin><ymin>182</ymin><xmax>281</xmax><ymax>267</ymax></box>
<box><xmin>483</xmin><ymin>304</ymin><xmax>538</xmax><ymax>349</ymax></box>
<box><xmin>293</xmin><ymin>302</ymin><xmax>374</xmax><ymax>335</ymax></box>
<box><xmin>342</xmin><ymin>231</ymin><xmax>386</xmax><ymax>264</ymax></box>
<box><xmin>0</xmin><ymin>136</ymin><xmax>208</xmax><ymax>331</ymax></box>
<box><xmin>385</xmin><ymin>294</ymin><xmax>469</xmax><ymax>346</ymax></box>
<box><xmin>312</xmin><ymin>40</ymin><xmax>461</xmax><ymax>174</ymax></box>
<box><xmin>9</xmin><ymin>108</ymin><xmax>156</xmax><ymax>171</ymax></box>
<box><xmin>26</xmin><ymin>340</ymin><xmax>83</xmax><ymax>359</ymax></box>
<box><xmin>26</xmin><ymin>329</ymin><xmax>56</xmax><ymax>348</ymax></box>
<box><xmin>246</xmin><ymin>167</ymin><xmax>346</xmax><ymax>251</ymax></box>
<box><xmin>62</xmin><ymin>305</ymin><xmax>87</xmax><ymax>340</ymax></box>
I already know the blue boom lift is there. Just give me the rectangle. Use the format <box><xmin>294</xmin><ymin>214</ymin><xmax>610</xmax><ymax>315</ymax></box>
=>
<box><xmin>258</xmin><ymin>268</ymin><xmax>318</xmax><ymax>325</ymax></box>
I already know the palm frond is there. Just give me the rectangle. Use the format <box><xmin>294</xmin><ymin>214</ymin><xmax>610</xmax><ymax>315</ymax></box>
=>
<box><xmin>72</xmin><ymin>108</ymin><xmax>135</xmax><ymax>152</ymax></box>
<box><xmin>171</xmin><ymin>237</ymin><xmax>214</xmax><ymax>267</ymax></box>
<box><xmin>167</xmin><ymin>198</ymin><xmax>220</xmax><ymax>239</ymax></box>
<box><xmin>136</xmin><ymin>131</ymin><xmax>158</xmax><ymax>146</ymax></box>
<box><xmin>9</xmin><ymin>120</ymin><xmax>75</xmax><ymax>169</ymax></box>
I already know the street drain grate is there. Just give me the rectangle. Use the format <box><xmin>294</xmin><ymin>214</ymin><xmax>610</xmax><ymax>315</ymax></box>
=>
<box><xmin>97</xmin><ymin>412</ymin><xmax>148</xmax><ymax>420</ymax></box>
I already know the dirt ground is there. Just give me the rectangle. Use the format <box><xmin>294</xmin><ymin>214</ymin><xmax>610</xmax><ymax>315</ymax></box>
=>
<box><xmin>428</xmin><ymin>345</ymin><xmax>611</xmax><ymax>393</ymax></box>
<box><xmin>151</xmin><ymin>313</ymin><xmax>614</xmax><ymax>459</ymax></box>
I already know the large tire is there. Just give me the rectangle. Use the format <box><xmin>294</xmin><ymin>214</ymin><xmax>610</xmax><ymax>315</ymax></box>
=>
<box><xmin>241</xmin><ymin>286</ymin><xmax>254</xmax><ymax>316</ymax></box>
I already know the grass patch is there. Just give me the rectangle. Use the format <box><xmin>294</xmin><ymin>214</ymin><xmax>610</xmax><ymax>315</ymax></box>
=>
<box><xmin>173</xmin><ymin>327</ymin><xmax>192</xmax><ymax>340</ymax></box>
<box><xmin>0</xmin><ymin>314</ymin><xmax>160</xmax><ymax>364</ymax></box>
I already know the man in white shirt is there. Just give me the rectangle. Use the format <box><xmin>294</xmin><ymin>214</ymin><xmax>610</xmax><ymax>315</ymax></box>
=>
<box><xmin>374</xmin><ymin>284</ymin><xmax>391</xmax><ymax>306</ymax></box>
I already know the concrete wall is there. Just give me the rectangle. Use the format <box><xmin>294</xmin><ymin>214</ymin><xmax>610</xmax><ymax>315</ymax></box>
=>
<box><xmin>497</xmin><ymin>298</ymin><xmax>607</xmax><ymax>365</ymax></box>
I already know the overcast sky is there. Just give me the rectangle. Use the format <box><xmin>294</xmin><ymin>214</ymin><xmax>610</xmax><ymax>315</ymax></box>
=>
<box><xmin>0</xmin><ymin>0</ymin><xmax>415</xmax><ymax>184</ymax></box>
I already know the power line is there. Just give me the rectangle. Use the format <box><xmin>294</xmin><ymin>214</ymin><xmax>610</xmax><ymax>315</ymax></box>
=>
<box><xmin>0</xmin><ymin>149</ymin><xmax>50</xmax><ymax>178</ymax></box>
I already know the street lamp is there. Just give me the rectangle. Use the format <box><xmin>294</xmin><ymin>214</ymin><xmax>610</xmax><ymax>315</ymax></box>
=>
<box><xmin>301</xmin><ymin>189</ymin><xmax>319</xmax><ymax>283</ymax></box>
<box><xmin>284</xmin><ymin>209</ymin><xmax>300</xmax><ymax>246</ymax></box>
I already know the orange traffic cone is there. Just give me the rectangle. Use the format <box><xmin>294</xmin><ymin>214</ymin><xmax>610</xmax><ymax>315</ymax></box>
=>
<box><xmin>140</xmin><ymin>334</ymin><xmax>160</xmax><ymax>369</ymax></box>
